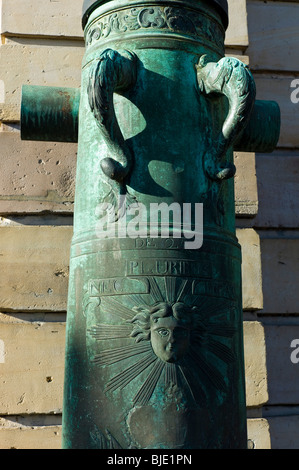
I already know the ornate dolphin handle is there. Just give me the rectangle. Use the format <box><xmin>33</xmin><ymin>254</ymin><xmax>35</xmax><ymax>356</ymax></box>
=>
<box><xmin>88</xmin><ymin>49</ymin><xmax>138</xmax><ymax>184</ymax></box>
<box><xmin>196</xmin><ymin>55</ymin><xmax>256</xmax><ymax>181</ymax></box>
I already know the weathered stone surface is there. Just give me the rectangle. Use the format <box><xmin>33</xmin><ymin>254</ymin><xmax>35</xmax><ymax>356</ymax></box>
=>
<box><xmin>247</xmin><ymin>418</ymin><xmax>271</xmax><ymax>449</ymax></box>
<box><xmin>0</xmin><ymin>131</ymin><xmax>77</xmax><ymax>214</ymax></box>
<box><xmin>0</xmin><ymin>104</ymin><xmax>20</xmax><ymax>122</ymax></box>
<box><xmin>225</xmin><ymin>53</ymin><xmax>249</xmax><ymax>65</ymax></box>
<box><xmin>0</xmin><ymin>314</ymin><xmax>65</xmax><ymax>415</ymax></box>
<box><xmin>0</xmin><ymin>421</ymin><xmax>62</xmax><ymax>450</ymax></box>
<box><xmin>226</xmin><ymin>0</ymin><xmax>248</xmax><ymax>47</ymax></box>
<box><xmin>234</xmin><ymin>152</ymin><xmax>258</xmax><ymax>217</ymax></box>
<box><xmin>259</xmin><ymin>236</ymin><xmax>299</xmax><ymax>314</ymax></box>
<box><xmin>0</xmin><ymin>41</ymin><xmax>84</xmax><ymax>109</ymax></box>
<box><xmin>243</xmin><ymin>321</ymin><xmax>268</xmax><ymax>408</ymax></box>
<box><xmin>267</xmin><ymin>415</ymin><xmax>299</xmax><ymax>450</ymax></box>
<box><xmin>1</xmin><ymin>0</ymin><xmax>83</xmax><ymax>38</ymax></box>
<box><xmin>247</xmin><ymin>0</ymin><xmax>299</xmax><ymax>72</ymax></box>
<box><xmin>254</xmin><ymin>74</ymin><xmax>298</xmax><ymax>149</ymax></box>
<box><xmin>237</xmin><ymin>229</ymin><xmax>263</xmax><ymax>311</ymax></box>
<box><xmin>264</xmin><ymin>325</ymin><xmax>299</xmax><ymax>405</ymax></box>
<box><xmin>254</xmin><ymin>151</ymin><xmax>299</xmax><ymax>228</ymax></box>
<box><xmin>0</xmin><ymin>226</ymin><xmax>72</xmax><ymax>312</ymax></box>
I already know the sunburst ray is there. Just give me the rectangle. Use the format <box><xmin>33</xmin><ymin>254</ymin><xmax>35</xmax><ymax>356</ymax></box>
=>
<box><xmin>178</xmin><ymin>361</ymin><xmax>208</xmax><ymax>406</ymax></box>
<box><xmin>207</xmin><ymin>323</ymin><xmax>237</xmax><ymax>338</ymax></box>
<box><xmin>188</xmin><ymin>348</ymin><xmax>227</xmax><ymax>393</ymax></box>
<box><xmin>203</xmin><ymin>300</ymin><xmax>233</xmax><ymax>318</ymax></box>
<box><xmin>176</xmin><ymin>279</ymin><xmax>192</xmax><ymax>302</ymax></box>
<box><xmin>148</xmin><ymin>277</ymin><xmax>164</xmax><ymax>303</ymax></box>
<box><xmin>89</xmin><ymin>324</ymin><xmax>133</xmax><ymax>340</ymax></box>
<box><xmin>128</xmin><ymin>293</ymin><xmax>149</xmax><ymax>307</ymax></box>
<box><xmin>164</xmin><ymin>277</ymin><xmax>176</xmax><ymax>303</ymax></box>
<box><xmin>190</xmin><ymin>295</ymin><xmax>211</xmax><ymax>311</ymax></box>
<box><xmin>191</xmin><ymin>297</ymin><xmax>232</xmax><ymax>318</ymax></box>
<box><xmin>164</xmin><ymin>362</ymin><xmax>178</xmax><ymax>387</ymax></box>
<box><xmin>105</xmin><ymin>353</ymin><xmax>157</xmax><ymax>393</ymax></box>
<box><xmin>92</xmin><ymin>342</ymin><xmax>151</xmax><ymax>366</ymax></box>
<box><xmin>133</xmin><ymin>359</ymin><xmax>165</xmax><ymax>406</ymax></box>
<box><xmin>100</xmin><ymin>296</ymin><xmax>134</xmax><ymax>321</ymax></box>
<box><xmin>207</xmin><ymin>338</ymin><xmax>235</xmax><ymax>363</ymax></box>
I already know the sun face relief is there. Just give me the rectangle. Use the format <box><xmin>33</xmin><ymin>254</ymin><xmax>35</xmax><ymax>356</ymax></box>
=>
<box><xmin>87</xmin><ymin>277</ymin><xmax>237</xmax><ymax>409</ymax></box>
<box><xmin>149</xmin><ymin>303</ymin><xmax>192</xmax><ymax>363</ymax></box>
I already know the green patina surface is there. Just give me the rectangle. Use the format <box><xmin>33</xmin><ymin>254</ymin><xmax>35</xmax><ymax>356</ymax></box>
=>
<box><xmin>21</xmin><ymin>85</ymin><xmax>80</xmax><ymax>143</ymax></box>
<box><xmin>21</xmin><ymin>0</ymin><xmax>280</xmax><ymax>449</ymax></box>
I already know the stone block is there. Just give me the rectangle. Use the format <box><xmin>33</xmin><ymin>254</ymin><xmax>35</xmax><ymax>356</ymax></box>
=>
<box><xmin>226</xmin><ymin>0</ymin><xmax>248</xmax><ymax>47</ymax></box>
<box><xmin>254</xmin><ymin>151</ymin><xmax>299</xmax><ymax>228</ymax></box>
<box><xmin>0</xmin><ymin>226</ymin><xmax>72</xmax><ymax>312</ymax></box>
<box><xmin>267</xmin><ymin>415</ymin><xmax>299</xmax><ymax>450</ymax></box>
<box><xmin>0</xmin><ymin>41</ymin><xmax>84</xmax><ymax>110</ymax></box>
<box><xmin>243</xmin><ymin>321</ymin><xmax>268</xmax><ymax>408</ymax></box>
<box><xmin>1</xmin><ymin>0</ymin><xmax>83</xmax><ymax>38</ymax></box>
<box><xmin>234</xmin><ymin>152</ymin><xmax>258</xmax><ymax>217</ymax></box>
<box><xmin>0</xmin><ymin>420</ymin><xmax>62</xmax><ymax>450</ymax></box>
<box><xmin>247</xmin><ymin>0</ymin><xmax>299</xmax><ymax>72</ymax></box>
<box><xmin>237</xmin><ymin>229</ymin><xmax>263</xmax><ymax>311</ymax></box>
<box><xmin>247</xmin><ymin>418</ymin><xmax>271</xmax><ymax>449</ymax></box>
<box><xmin>254</xmin><ymin>74</ymin><xmax>298</xmax><ymax>149</ymax></box>
<box><xmin>0</xmin><ymin>131</ymin><xmax>77</xmax><ymax>214</ymax></box>
<box><xmin>0</xmin><ymin>314</ymin><xmax>65</xmax><ymax>415</ymax></box>
<box><xmin>264</xmin><ymin>325</ymin><xmax>299</xmax><ymax>405</ymax></box>
<box><xmin>0</xmin><ymin>104</ymin><xmax>20</xmax><ymax>122</ymax></box>
<box><xmin>259</xmin><ymin>236</ymin><xmax>299</xmax><ymax>314</ymax></box>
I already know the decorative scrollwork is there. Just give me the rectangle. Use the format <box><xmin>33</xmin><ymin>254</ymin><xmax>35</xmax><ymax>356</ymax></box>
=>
<box><xmin>138</xmin><ymin>7</ymin><xmax>166</xmax><ymax>28</ymax></box>
<box><xmin>85</xmin><ymin>6</ymin><xmax>224</xmax><ymax>52</ymax></box>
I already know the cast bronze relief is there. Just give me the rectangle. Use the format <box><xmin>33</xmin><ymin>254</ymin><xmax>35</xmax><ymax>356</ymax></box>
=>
<box><xmin>196</xmin><ymin>55</ymin><xmax>256</xmax><ymax>181</ymax></box>
<box><xmin>87</xmin><ymin>277</ymin><xmax>237</xmax><ymax>396</ymax></box>
<box><xmin>85</xmin><ymin>275</ymin><xmax>237</xmax><ymax>448</ymax></box>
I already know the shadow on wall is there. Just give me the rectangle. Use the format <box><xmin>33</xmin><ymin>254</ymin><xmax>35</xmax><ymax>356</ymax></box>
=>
<box><xmin>258</xmin><ymin>234</ymin><xmax>299</xmax><ymax>449</ymax></box>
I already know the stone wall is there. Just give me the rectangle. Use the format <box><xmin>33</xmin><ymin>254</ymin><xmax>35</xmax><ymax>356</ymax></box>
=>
<box><xmin>0</xmin><ymin>0</ymin><xmax>297</xmax><ymax>449</ymax></box>
<box><xmin>243</xmin><ymin>0</ymin><xmax>299</xmax><ymax>449</ymax></box>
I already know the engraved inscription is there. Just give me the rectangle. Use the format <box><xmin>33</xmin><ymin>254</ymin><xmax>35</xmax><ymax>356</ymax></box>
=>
<box><xmin>89</xmin><ymin>277</ymin><xmax>150</xmax><ymax>297</ymax></box>
<box><xmin>126</xmin><ymin>259</ymin><xmax>192</xmax><ymax>277</ymax></box>
<box><xmin>126</xmin><ymin>259</ymin><xmax>214</xmax><ymax>278</ymax></box>
<box><xmin>192</xmin><ymin>279</ymin><xmax>236</xmax><ymax>300</ymax></box>
<box><xmin>134</xmin><ymin>237</ymin><xmax>185</xmax><ymax>250</ymax></box>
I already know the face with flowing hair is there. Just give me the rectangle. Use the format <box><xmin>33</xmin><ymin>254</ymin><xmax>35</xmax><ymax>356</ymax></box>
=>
<box><xmin>130</xmin><ymin>301</ymin><xmax>196</xmax><ymax>363</ymax></box>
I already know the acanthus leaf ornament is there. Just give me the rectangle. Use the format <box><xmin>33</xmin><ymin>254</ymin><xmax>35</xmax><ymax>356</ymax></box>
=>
<box><xmin>196</xmin><ymin>55</ymin><xmax>256</xmax><ymax>181</ymax></box>
<box><xmin>85</xmin><ymin>6</ymin><xmax>225</xmax><ymax>53</ymax></box>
